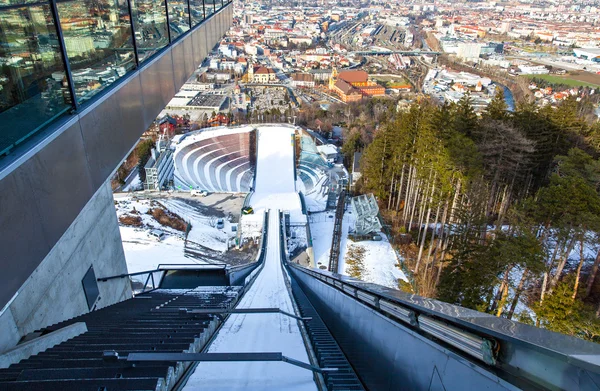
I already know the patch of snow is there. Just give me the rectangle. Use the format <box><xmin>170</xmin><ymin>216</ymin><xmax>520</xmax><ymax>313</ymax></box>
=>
<box><xmin>159</xmin><ymin>198</ymin><xmax>234</xmax><ymax>252</ymax></box>
<box><xmin>115</xmin><ymin>195</ymin><xmax>240</xmax><ymax>272</ymax></box>
<box><xmin>119</xmin><ymin>226</ymin><xmax>203</xmax><ymax>273</ymax></box>
<box><xmin>122</xmin><ymin>173</ymin><xmax>142</xmax><ymax>192</ymax></box>
<box><xmin>339</xmin><ymin>233</ymin><xmax>408</xmax><ymax>288</ymax></box>
<box><xmin>309</xmin><ymin>211</ymin><xmax>408</xmax><ymax>286</ymax></box>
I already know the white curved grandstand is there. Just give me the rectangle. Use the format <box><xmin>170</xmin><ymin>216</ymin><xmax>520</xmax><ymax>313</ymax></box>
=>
<box><xmin>174</xmin><ymin>126</ymin><xmax>255</xmax><ymax>192</ymax></box>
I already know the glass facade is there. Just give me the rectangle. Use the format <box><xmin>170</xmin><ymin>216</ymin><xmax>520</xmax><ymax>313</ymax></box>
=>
<box><xmin>131</xmin><ymin>0</ymin><xmax>169</xmax><ymax>62</ymax></box>
<box><xmin>0</xmin><ymin>4</ymin><xmax>72</xmax><ymax>156</ymax></box>
<box><xmin>167</xmin><ymin>0</ymin><xmax>190</xmax><ymax>40</ymax></box>
<box><xmin>204</xmin><ymin>0</ymin><xmax>215</xmax><ymax>17</ymax></box>
<box><xmin>56</xmin><ymin>0</ymin><xmax>136</xmax><ymax>104</ymax></box>
<box><xmin>189</xmin><ymin>0</ymin><xmax>204</xmax><ymax>26</ymax></box>
<box><xmin>0</xmin><ymin>0</ymin><xmax>230</xmax><ymax>157</ymax></box>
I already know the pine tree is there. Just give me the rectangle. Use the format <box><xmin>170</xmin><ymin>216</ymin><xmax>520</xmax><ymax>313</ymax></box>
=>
<box><xmin>483</xmin><ymin>87</ymin><xmax>508</xmax><ymax>122</ymax></box>
<box><xmin>452</xmin><ymin>93</ymin><xmax>479</xmax><ymax>138</ymax></box>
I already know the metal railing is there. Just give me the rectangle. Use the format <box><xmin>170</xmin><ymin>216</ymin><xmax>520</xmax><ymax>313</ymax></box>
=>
<box><xmin>288</xmin><ymin>262</ymin><xmax>600</xmax><ymax>391</ymax></box>
<box><xmin>98</xmin><ymin>269</ymin><xmax>166</xmax><ymax>296</ymax></box>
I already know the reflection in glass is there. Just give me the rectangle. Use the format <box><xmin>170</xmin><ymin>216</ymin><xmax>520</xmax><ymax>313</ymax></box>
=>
<box><xmin>189</xmin><ymin>0</ymin><xmax>204</xmax><ymax>26</ymax></box>
<box><xmin>57</xmin><ymin>0</ymin><xmax>136</xmax><ymax>105</ymax></box>
<box><xmin>204</xmin><ymin>0</ymin><xmax>215</xmax><ymax>17</ymax></box>
<box><xmin>167</xmin><ymin>0</ymin><xmax>190</xmax><ymax>40</ymax></box>
<box><xmin>131</xmin><ymin>0</ymin><xmax>169</xmax><ymax>62</ymax></box>
<box><xmin>0</xmin><ymin>5</ymin><xmax>72</xmax><ymax>155</ymax></box>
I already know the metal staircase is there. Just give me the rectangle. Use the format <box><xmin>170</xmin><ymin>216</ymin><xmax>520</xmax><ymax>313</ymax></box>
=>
<box><xmin>0</xmin><ymin>287</ymin><xmax>241</xmax><ymax>391</ymax></box>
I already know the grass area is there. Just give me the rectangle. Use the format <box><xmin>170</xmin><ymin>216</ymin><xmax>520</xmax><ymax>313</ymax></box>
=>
<box><xmin>523</xmin><ymin>74</ymin><xmax>600</xmax><ymax>88</ymax></box>
<box><xmin>373</xmin><ymin>75</ymin><xmax>408</xmax><ymax>82</ymax></box>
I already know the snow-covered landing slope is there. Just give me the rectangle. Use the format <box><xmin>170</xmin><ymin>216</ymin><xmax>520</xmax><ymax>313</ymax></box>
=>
<box><xmin>250</xmin><ymin>126</ymin><xmax>304</xmax><ymax>223</ymax></box>
<box><xmin>183</xmin><ymin>211</ymin><xmax>317</xmax><ymax>391</ymax></box>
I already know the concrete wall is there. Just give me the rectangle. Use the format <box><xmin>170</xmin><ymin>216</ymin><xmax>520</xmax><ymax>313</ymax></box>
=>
<box><xmin>0</xmin><ymin>5</ymin><xmax>234</xmax><ymax>353</ymax></box>
<box><xmin>0</xmin><ymin>181</ymin><xmax>130</xmax><ymax>352</ymax></box>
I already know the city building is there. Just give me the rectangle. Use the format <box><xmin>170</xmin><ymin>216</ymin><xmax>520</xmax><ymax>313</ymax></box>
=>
<box><xmin>251</xmin><ymin>66</ymin><xmax>277</xmax><ymax>83</ymax></box>
<box><xmin>291</xmin><ymin>73</ymin><xmax>316</xmax><ymax>88</ymax></box>
<box><xmin>329</xmin><ymin>69</ymin><xmax>385</xmax><ymax>101</ymax></box>
<box><xmin>457</xmin><ymin>42</ymin><xmax>482</xmax><ymax>60</ymax></box>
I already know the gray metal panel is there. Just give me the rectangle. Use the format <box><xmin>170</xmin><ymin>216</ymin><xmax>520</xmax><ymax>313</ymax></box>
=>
<box><xmin>171</xmin><ymin>40</ymin><xmax>188</xmax><ymax>91</ymax></box>
<box><xmin>183</xmin><ymin>35</ymin><xmax>195</xmax><ymax>80</ymax></box>
<box><xmin>208</xmin><ymin>16</ymin><xmax>216</xmax><ymax>51</ymax></box>
<box><xmin>78</xmin><ymin>75</ymin><xmax>145</xmax><ymax>189</ymax></box>
<box><xmin>115</xmin><ymin>74</ymin><xmax>146</xmax><ymax>148</ymax></box>
<box><xmin>78</xmin><ymin>90</ymin><xmax>125</xmax><ymax>189</ymax></box>
<box><xmin>0</xmin><ymin>168</ymin><xmax>51</xmax><ymax>308</ymax></box>
<box><xmin>191</xmin><ymin>27</ymin><xmax>202</xmax><ymax>66</ymax></box>
<box><xmin>198</xmin><ymin>23</ymin><xmax>209</xmax><ymax>62</ymax></box>
<box><xmin>26</xmin><ymin>121</ymin><xmax>95</xmax><ymax>247</ymax></box>
<box><xmin>290</xmin><ymin>268</ymin><xmax>519</xmax><ymax>391</ymax></box>
<box><xmin>139</xmin><ymin>50</ymin><xmax>176</xmax><ymax>126</ymax></box>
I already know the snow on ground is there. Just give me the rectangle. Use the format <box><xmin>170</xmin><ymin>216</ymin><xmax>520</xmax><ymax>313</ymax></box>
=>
<box><xmin>310</xmin><ymin>211</ymin><xmax>408</xmax><ymax>287</ymax></box>
<box><xmin>184</xmin><ymin>211</ymin><xmax>317</xmax><ymax>391</ymax></box>
<box><xmin>296</xmin><ymin>178</ymin><xmax>306</xmax><ymax>193</ymax></box>
<box><xmin>250</xmin><ymin>126</ymin><xmax>305</xmax><ymax>223</ymax></box>
<box><xmin>339</xmin><ymin>233</ymin><xmax>408</xmax><ymax>288</ymax></box>
<box><xmin>122</xmin><ymin>173</ymin><xmax>142</xmax><ymax>192</ymax></box>
<box><xmin>159</xmin><ymin>198</ymin><xmax>235</xmax><ymax>252</ymax></box>
<box><xmin>115</xmin><ymin>195</ymin><xmax>237</xmax><ymax>272</ymax></box>
<box><xmin>119</xmin><ymin>226</ymin><xmax>202</xmax><ymax>273</ymax></box>
<box><xmin>288</xmin><ymin>225</ymin><xmax>308</xmax><ymax>255</ymax></box>
<box><xmin>309</xmin><ymin>212</ymin><xmax>339</xmax><ymax>269</ymax></box>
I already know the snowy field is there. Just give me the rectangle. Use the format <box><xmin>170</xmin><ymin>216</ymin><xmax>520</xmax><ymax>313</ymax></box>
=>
<box><xmin>310</xmin><ymin>211</ymin><xmax>408</xmax><ymax>288</ymax></box>
<box><xmin>115</xmin><ymin>195</ymin><xmax>240</xmax><ymax>272</ymax></box>
<box><xmin>119</xmin><ymin>227</ymin><xmax>199</xmax><ymax>273</ymax></box>
<box><xmin>184</xmin><ymin>212</ymin><xmax>317</xmax><ymax>391</ymax></box>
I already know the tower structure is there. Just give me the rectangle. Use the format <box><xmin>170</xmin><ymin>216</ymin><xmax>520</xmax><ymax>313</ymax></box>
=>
<box><xmin>329</xmin><ymin>65</ymin><xmax>338</xmax><ymax>90</ymax></box>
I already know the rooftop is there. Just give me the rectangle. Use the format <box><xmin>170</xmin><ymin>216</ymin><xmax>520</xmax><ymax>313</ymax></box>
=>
<box><xmin>188</xmin><ymin>94</ymin><xmax>227</xmax><ymax>109</ymax></box>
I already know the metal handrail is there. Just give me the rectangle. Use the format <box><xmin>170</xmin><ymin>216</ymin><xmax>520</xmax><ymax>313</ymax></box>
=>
<box><xmin>287</xmin><ymin>262</ymin><xmax>600</xmax><ymax>390</ymax></box>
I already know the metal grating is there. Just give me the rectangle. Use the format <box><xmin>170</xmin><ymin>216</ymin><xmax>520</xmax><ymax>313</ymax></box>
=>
<box><xmin>328</xmin><ymin>191</ymin><xmax>346</xmax><ymax>274</ymax></box>
<box><xmin>289</xmin><ymin>275</ymin><xmax>365</xmax><ymax>391</ymax></box>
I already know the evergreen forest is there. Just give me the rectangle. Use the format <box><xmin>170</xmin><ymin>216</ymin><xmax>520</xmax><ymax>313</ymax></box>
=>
<box><xmin>346</xmin><ymin>91</ymin><xmax>600</xmax><ymax>342</ymax></box>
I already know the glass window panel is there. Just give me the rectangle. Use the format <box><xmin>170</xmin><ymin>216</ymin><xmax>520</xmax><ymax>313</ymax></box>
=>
<box><xmin>204</xmin><ymin>0</ymin><xmax>215</xmax><ymax>17</ymax></box>
<box><xmin>131</xmin><ymin>0</ymin><xmax>169</xmax><ymax>62</ymax></box>
<box><xmin>0</xmin><ymin>5</ymin><xmax>72</xmax><ymax>156</ymax></box>
<box><xmin>167</xmin><ymin>0</ymin><xmax>190</xmax><ymax>40</ymax></box>
<box><xmin>0</xmin><ymin>0</ymin><xmax>49</xmax><ymax>6</ymax></box>
<box><xmin>189</xmin><ymin>0</ymin><xmax>204</xmax><ymax>26</ymax></box>
<box><xmin>56</xmin><ymin>0</ymin><xmax>135</xmax><ymax>105</ymax></box>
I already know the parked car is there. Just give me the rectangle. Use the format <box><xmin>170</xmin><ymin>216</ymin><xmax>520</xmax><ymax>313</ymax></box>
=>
<box><xmin>149</xmin><ymin>230</ymin><xmax>165</xmax><ymax>241</ymax></box>
<box><xmin>191</xmin><ymin>189</ymin><xmax>208</xmax><ymax>197</ymax></box>
<box><xmin>216</xmin><ymin>218</ymin><xmax>225</xmax><ymax>229</ymax></box>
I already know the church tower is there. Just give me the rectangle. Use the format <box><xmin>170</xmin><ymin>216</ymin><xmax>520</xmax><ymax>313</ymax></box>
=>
<box><xmin>248</xmin><ymin>60</ymin><xmax>254</xmax><ymax>83</ymax></box>
<box><xmin>329</xmin><ymin>66</ymin><xmax>338</xmax><ymax>90</ymax></box>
